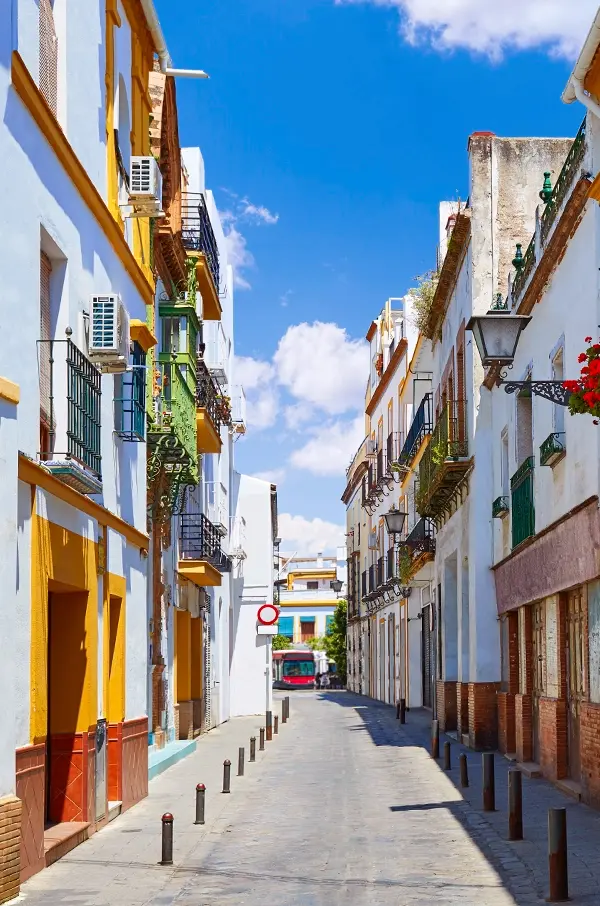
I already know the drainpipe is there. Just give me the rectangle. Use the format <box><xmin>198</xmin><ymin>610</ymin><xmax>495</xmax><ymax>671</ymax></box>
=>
<box><xmin>569</xmin><ymin>76</ymin><xmax>600</xmax><ymax>120</ymax></box>
<box><xmin>139</xmin><ymin>0</ymin><xmax>171</xmax><ymax>72</ymax></box>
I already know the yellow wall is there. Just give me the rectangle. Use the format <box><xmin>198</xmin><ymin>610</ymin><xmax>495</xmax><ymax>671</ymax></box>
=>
<box><xmin>191</xmin><ymin>616</ymin><xmax>203</xmax><ymax>701</ymax></box>
<box><xmin>104</xmin><ymin>574</ymin><xmax>126</xmax><ymax>724</ymax></box>
<box><xmin>31</xmin><ymin>514</ymin><xmax>99</xmax><ymax>741</ymax></box>
<box><xmin>176</xmin><ymin>610</ymin><xmax>192</xmax><ymax>702</ymax></box>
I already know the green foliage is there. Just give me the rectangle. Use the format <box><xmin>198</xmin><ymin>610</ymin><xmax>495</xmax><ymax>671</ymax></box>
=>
<box><xmin>409</xmin><ymin>270</ymin><xmax>439</xmax><ymax>338</ymax></box>
<box><xmin>324</xmin><ymin>599</ymin><xmax>347</xmax><ymax>682</ymax></box>
<box><xmin>397</xmin><ymin>546</ymin><xmax>412</xmax><ymax>584</ymax></box>
<box><xmin>272</xmin><ymin>634</ymin><xmax>292</xmax><ymax>651</ymax></box>
<box><xmin>305</xmin><ymin>635</ymin><xmax>327</xmax><ymax>651</ymax></box>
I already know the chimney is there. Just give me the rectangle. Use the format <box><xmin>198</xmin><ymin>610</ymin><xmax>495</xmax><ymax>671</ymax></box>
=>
<box><xmin>317</xmin><ymin>551</ymin><xmax>323</xmax><ymax>568</ymax></box>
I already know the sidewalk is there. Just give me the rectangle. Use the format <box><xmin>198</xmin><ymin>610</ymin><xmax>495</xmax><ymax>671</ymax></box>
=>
<box><xmin>18</xmin><ymin>704</ymin><xmax>289</xmax><ymax>905</ymax></box>
<box><xmin>354</xmin><ymin>696</ymin><xmax>600</xmax><ymax>904</ymax></box>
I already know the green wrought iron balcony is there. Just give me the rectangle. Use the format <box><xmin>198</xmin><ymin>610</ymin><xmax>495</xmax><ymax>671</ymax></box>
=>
<box><xmin>492</xmin><ymin>496</ymin><xmax>510</xmax><ymax>519</ymax></box>
<box><xmin>540</xmin><ymin>432</ymin><xmax>566</xmax><ymax>467</ymax></box>
<box><xmin>416</xmin><ymin>399</ymin><xmax>469</xmax><ymax>519</ymax></box>
<box><xmin>511</xmin><ymin>456</ymin><xmax>535</xmax><ymax>548</ymax></box>
<box><xmin>148</xmin><ymin>356</ymin><xmax>198</xmax><ymax>485</ymax></box>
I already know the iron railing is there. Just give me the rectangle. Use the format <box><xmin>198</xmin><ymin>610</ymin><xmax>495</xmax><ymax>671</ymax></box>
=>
<box><xmin>368</xmin><ymin>564</ymin><xmax>376</xmax><ymax>594</ymax></box>
<box><xmin>377</xmin><ymin>556</ymin><xmax>386</xmax><ymax>588</ymax></box>
<box><xmin>182</xmin><ymin>193</ymin><xmax>220</xmax><ymax>292</ymax></box>
<box><xmin>38</xmin><ymin>338</ymin><xmax>102</xmax><ymax>476</ymax></box>
<box><xmin>387</xmin><ymin>546</ymin><xmax>396</xmax><ymax>580</ymax></box>
<box><xmin>511</xmin><ymin>457</ymin><xmax>535</xmax><ymax>548</ymax></box>
<box><xmin>492</xmin><ymin>496</ymin><xmax>510</xmax><ymax>519</ymax></box>
<box><xmin>512</xmin><ymin>237</ymin><xmax>536</xmax><ymax>305</ymax></box>
<box><xmin>387</xmin><ymin>431</ymin><xmax>402</xmax><ymax>467</ymax></box>
<box><xmin>377</xmin><ymin>448</ymin><xmax>384</xmax><ymax>482</ymax></box>
<box><xmin>417</xmin><ymin>399</ymin><xmax>468</xmax><ymax>513</ymax></box>
<box><xmin>115</xmin><ymin>343</ymin><xmax>145</xmax><ymax>442</ymax></box>
<box><xmin>152</xmin><ymin>356</ymin><xmax>197</xmax><ymax>464</ymax></box>
<box><xmin>399</xmin><ymin>393</ymin><xmax>433</xmax><ymax>467</ymax></box>
<box><xmin>196</xmin><ymin>357</ymin><xmax>222</xmax><ymax>433</ymax></box>
<box><xmin>361</xmin><ymin>570</ymin><xmax>367</xmax><ymax>598</ymax></box>
<box><xmin>540</xmin><ymin>432</ymin><xmax>566</xmax><ymax>467</ymax></box>
<box><xmin>540</xmin><ymin>118</ymin><xmax>587</xmax><ymax>246</ymax></box>
<box><xmin>179</xmin><ymin>512</ymin><xmax>231</xmax><ymax>572</ymax></box>
<box><xmin>406</xmin><ymin>518</ymin><xmax>436</xmax><ymax>558</ymax></box>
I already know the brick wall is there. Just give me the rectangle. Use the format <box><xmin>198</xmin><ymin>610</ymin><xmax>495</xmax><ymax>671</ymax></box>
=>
<box><xmin>456</xmin><ymin>683</ymin><xmax>469</xmax><ymax>738</ymax></box>
<box><xmin>468</xmin><ymin>683</ymin><xmax>499</xmax><ymax>750</ymax></box>
<box><xmin>497</xmin><ymin>692</ymin><xmax>516</xmax><ymax>754</ymax></box>
<box><xmin>515</xmin><ymin>693</ymin><xmax>533</xmax><ymax>762</ymax></box>
<box><xmin>178</xmin><ymin>701</ymin><xmax>193</xmax><ymax>740</ymax></box>
<box><xmin>539</xmin><ymin>697</ymin><xmax>568</xmax><ymax>781</ymax></box>
<box><xmin>0</xmin><ymin>796</ymin><xmax>21</xmax><ymax>904</ymax></box>
<box><xmin>581</xmin><ymin>702</ymin><xmax>600</xmax><ymax>808</ymax></box>
<box><xmin>436</xmin><ymin>681</ymin><xmax>457</xmax><ymax>732</ymax></box>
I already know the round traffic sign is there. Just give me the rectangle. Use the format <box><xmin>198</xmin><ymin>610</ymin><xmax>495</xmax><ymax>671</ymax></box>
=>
<box><xmin>257</xmin><ymin>603</ymin><xmax>279</xmax><ymax>626</ymax></box>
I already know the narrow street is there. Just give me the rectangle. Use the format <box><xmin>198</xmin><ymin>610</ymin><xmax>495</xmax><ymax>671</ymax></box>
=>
<box><xmin>18</xmin><ymin>693</ymin><xmax>600</xmax><ymax>906</ymax></box>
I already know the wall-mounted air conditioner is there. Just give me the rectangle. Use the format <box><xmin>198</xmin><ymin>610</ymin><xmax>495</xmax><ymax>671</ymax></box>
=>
<box><xmin>126</xmin><ymin>156</ymin><xmax>164</xmax><ymax>217</ymax></box>
<box><xmin>88</xmin><ymin>295</ymin><xmax>130</xmax><ymax>372</ymax></box>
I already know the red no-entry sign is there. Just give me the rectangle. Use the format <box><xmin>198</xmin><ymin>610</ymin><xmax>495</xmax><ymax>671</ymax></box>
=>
<box><xmin>257</xmin><ymin>604</ymin><xmax>279</xmax><ymax>626</ymax></box>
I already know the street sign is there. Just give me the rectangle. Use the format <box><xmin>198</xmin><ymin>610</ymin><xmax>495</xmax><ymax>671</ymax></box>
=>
<box><xmin>257</xmin><ymin>603</ymin><xmax>279</xmax><ymax>626</ymax></box>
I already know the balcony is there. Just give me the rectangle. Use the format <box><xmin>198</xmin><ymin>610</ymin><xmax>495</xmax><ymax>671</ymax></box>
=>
<box><xmin>202</xmin><ymin>321</ymin><xmax>229</xmax><ymax>382</ymax></box>
<box><xmin>231</xmin><ymin>385</ymin><xmax>246</xmax><ymax>435</ymax></box>
<box><xmin>511</xmin><ymin>457</ymin><xmax>535</xmax><ymax>548</ymax></box>
<box><xmin>361</xmin><ymin>570</ymin><xmax>367</xmax><ymax>598</ymax></box>
<box><xmin>196</xmin><ymin>358</ymin><xmax>222</xmax><ymax>454</ymax></box>
<box><xmin>181</xmin><ymin>192</ymin><xmax>222</xmax><ymax>321</ymax></box>
<box><xmin>416</xmin><ymin>400</ymin><xmax>469</xmax><ymax>519</ymax></box>
<box><xmin>178</xmin><ymin>512</ymin><xmax>231</xmax><ymax>587</ymax></box>
<box><xmin>148</xmin><ymin>357</ymin><xmax>198</xmax><ymax>482</ymax></box>
<box><xmin>376</xmin><ymin>556</ymin><xmax>386</xmax><ymax>589</ymax></box>
<box><xmin>38</xmin><ymin>338</ymin><xmax>102</xmax><ymax>495</ymax></box>
<box><xmin>492</xmin><ymin>496</ymin><xmax>510</xmax><ymax>519</ymax></box>
<box><xmin>387</xmin><ymin>546</ymin><xmax>396</xmax><ymax>580</ymax></box>
<box><xmin>399</xmin><ymin>393</ymin><xmax>433</xmax><ymax>469</ymax></box>
<box><xmin>406</xmin><ymin>518</ymin><xmax>436</xmax><ymax>570</ymax></box>
<box><xmin>540</xmin><ymin>432</ymin><xmax>566</xmax><ymax>467</ymax></box>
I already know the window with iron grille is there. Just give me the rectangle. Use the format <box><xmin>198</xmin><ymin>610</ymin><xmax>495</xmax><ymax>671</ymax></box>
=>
<box><xmin>115</xmin><ymin>342</ymin><xmax>145</xmax><ymax>441</ymax></box>
<box><xmin>39</xmin><ymin>0</ymin><xmax>58</xmax><ymax>116</ymax></box>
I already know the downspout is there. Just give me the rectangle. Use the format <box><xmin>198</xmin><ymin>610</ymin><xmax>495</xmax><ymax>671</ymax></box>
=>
<box><xmin>139</xmin><ymin>0</ymin><xmax>171</xmax><ymax>72</ymax></box>
<box><xmin>570</xmin><ymin>76</ymin><xmax>600</xmax><ymax>120</ymax></box>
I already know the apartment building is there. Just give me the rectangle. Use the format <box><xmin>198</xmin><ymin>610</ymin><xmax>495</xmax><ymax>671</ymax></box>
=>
<box><xmin>277</xmin><ymin>551</ymin><xmax>347</xmax><ymax>644</ymax></box>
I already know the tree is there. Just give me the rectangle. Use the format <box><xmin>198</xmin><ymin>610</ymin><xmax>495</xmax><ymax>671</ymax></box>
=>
<box><xmin>272</xmin><ymin>634</ymin><xmax>292</xmax><ymax>651</ymax></box>
<box><xmin>305</xmin><ymin>635</ymin><xmax>327</xmax><ymax>651</ymax></box>
<box><xmin>324</xmin><ymin>599</ymin><xmax>347</xmax><ymax>682</ymax></box>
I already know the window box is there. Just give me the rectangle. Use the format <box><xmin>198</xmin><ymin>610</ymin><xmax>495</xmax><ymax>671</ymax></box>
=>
<box><xmin>540</xmin><ymin>432</ymin><xmax>566</xmax><ymax>467</ymax></box>
<box><xmin>492</xmin><ymin>496</ymin><xmax>509</xmax><ymax>519</ymax></box>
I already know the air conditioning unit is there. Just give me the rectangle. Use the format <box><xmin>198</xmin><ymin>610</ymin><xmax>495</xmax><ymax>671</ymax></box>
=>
<box><xmin>88</xmin><ymin>295</ymin><xmax>130</xmax><ymax>372</ymax></box>
<box><xmin>366</xmin><ymin>439</ymin><xmax>377</xmax><ymax>456</ymax></box>
<box><xmin>127</xmin><ymin>156</ymin><xmax>164</xmax><ymax>217</ymax></box>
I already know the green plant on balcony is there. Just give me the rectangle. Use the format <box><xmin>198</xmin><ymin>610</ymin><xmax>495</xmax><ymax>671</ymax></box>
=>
<box><xmin>398</xmin><ymin>546</ymin><xmax>412</xmax><ymax>584</ymax></box>
<box><xmin>409</xmin><ymin>269</ymin><xmax>439</xmax><ymax>337</ymax></box>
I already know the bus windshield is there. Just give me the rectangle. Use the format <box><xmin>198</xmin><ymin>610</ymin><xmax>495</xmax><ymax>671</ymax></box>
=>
<box><xmin>283</xmin><ymin>660</ymin><xmax>315</xmax><ymax>677</ymax></box>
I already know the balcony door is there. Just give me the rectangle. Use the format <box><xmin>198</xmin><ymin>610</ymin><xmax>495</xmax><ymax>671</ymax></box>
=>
<box><xmin>567</xmin><ymin>588</ymin><xmax>585</xmax><ymax>782</ymax></box>
<box><xmin>532</xmin><ymin>600</ymin><xmax>545</xmax><ymax>765</ymax></box>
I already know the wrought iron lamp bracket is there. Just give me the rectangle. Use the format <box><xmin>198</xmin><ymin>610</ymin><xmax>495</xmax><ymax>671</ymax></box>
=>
<box><xmin>499</xmin><ymin>379</ymin><xmax>571</xmax><ymax>406</ymax></box>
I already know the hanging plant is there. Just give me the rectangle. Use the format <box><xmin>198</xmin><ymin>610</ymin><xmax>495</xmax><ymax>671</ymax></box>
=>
<box><xmin>398</xmin><ymin>545</ymin><xmax>412</xmax><ymax>584</ymax></box>
<box><xmin>564</xmin><ymin>336</ymin><xmax>600</xmax><ymax>422</ymax></box>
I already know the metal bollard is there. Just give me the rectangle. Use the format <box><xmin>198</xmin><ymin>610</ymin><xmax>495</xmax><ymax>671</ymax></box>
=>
<box><xmin>259</xmin><ymin>727</ymin><xmax>265</xmax><ymax>751</ymax></box>
<box><xmin>431</xmin><ymin>720</ymin><xmax>439</xmax><ymax>759</ymax></box>
<box><xmin>222</xmin><ymin>759</ymin><xmax>231</xmax><ymax>794</ymax></box>
<box><xmin>160</xmin><ymin>813</ymin><xmax>174</xmax><ymax>865</ymax></box>
<box><xmin>443</xmin><ymin>741</ymin><xmax>451</xmax><ymax>771</ymax></box>
<box><xmin>194</xmin><ymin>784</ymin><xmax>205</xmax><ymax>826</ymax></box>
<box><xmin>282</xmin><ymin>701</ymin><xmax>287</xmax><ymax>724</ymax></box>
<box><xmin>548</xmin><ymin>808</ymin><xmax>568</xmax><ymax>902</ymax></box>
<box><xmin>459</xmin><ymin>753</ymin><xmax>469</xmax><ymax>788</ymax></box>
<box><xmin>508</xmin><ymin>770</ymin><xmax>523</xmax><ymax>841</ymax></box>
<box><xmin>266</xmin><ymin>710</ymin><xmax>273</xmax><ymax>742</ymax></box>
<box><xmin>249</xmin><ymin>736</ymin><xmax>256</xmax><ymax>762</ymax></box>
<box><xmin>274</xmin><ymin>715</ymin><xmax>279</xmax><ymax>735</ymax></box>
<box><xmin>482</xmin><ymin>753</ymin><xmax>495</xmax><ymax>812</ymax></box>
<box><xmin>285</xmin><ymin>696</ymin><xmax>290</xmax><ymax>720</ymax></box>
<box><xmin>238</xmin><ymin>747</ymin><xmax>245</xmax><ymax>777</ymax></box>
<box><xmin>400</xmin><ymin>698</ymin><xmax>406</xmax><ymax>725</ymax></box>
<box><xmin>396</xmin><ymin>701</ymin><xmax>401</xmax><ymax>720</ymax></box>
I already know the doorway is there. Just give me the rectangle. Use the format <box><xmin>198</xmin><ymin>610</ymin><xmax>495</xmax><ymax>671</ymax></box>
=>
<box><xmin>422</xmin><ymin>605</ymin><xmax>433</xmax><ymax>709</ymax></box>
<box><xmin>388</xmin><ymin>615</ymin><xmax>396</xmax><ymax>704</ymax></box>
<box><xmin>567</xmin><ymin>588</ymin><xmax>585</xmax><ymax>782</ymax></box>
<box><xmin>301</xmin><ymin>619</ymin><xmax>315</xmax><ymax>643</ymax></box>
<box><xmin>532</xmin><ymin>600</ymin><xmax>545</xmax><ymax>765</ymax></box>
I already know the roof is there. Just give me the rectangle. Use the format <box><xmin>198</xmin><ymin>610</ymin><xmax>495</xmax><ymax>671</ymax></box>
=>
<box><xmin>425</xmin><ymin>210</ymin><xmax>471</xmax><ymax>341</ymax></box>
<box><xmin>562</xmin><ymin>10</ymin><xmax>600</xmax><ymax>103</ymax></box>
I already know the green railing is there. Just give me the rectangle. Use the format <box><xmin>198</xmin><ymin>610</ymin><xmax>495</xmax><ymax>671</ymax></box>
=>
<box><xmin>151</xmin><ymin>355</ymin><xmax>197</xmax><ymax>465</ymax></box>
<box><xmin>492</xmin><ymin>496</ymin><xmax>509</xmax><ymax>519</ymax></box>
<box><xmin>416</xmin><ymin>399</ymin><xmax>468</xmax><ymax>513</ymax></box>
<box><xmin>540</xmin><ymin>118</ymin><xmax>587</xmax><ymax>246</ymax></box>
<box><xmin>115</xmin><ymin>342</ymin><xmax>146</xmax><ymax>441</ymax></box>
<box><xmin>511</xmin><ymin>457</ymin><xmax>535</xmax><ymax>547</ymax></box>
<box><xmin>512</xmin><ymin>236</ymin><xmax>536</xmax><ymax>305</ymax></box>
<box><xmin>540</xmin><ymin>432</ymin><xmax>566</xmax><ymax>467</ymax></box>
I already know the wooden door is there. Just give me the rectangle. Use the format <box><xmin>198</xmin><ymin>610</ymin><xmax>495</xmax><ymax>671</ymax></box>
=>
<box><xmin>567</xmin><ymin>588</ymin><xmax>585</xmax><ymax>782</ymax></box>
<box><xmin>301</xmin><ymin>620</ymin><xmax>315</xmax><ymax>642</ymax></box>
<box><xmin>532</xmin><ymin>601</ymin><xmax>545</xmax><ymax>765</ymax></box>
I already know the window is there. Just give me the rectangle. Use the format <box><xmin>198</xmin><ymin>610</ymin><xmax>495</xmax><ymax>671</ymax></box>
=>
<box><xmin>501</xmin><ymin>428</ymin><xmax>509</xmax><ymax>497</ymax></box>
<box><xmin>516</xmin><ymin>385</ymin><xmax>533</xmax><ymax>466</ymax></box>
<box><xmin>551</xmin><ymin>348</ymin><xmax>565</xmax><ymax>435</ymax></box>
<box><xmin>307</xmin><ymin>580</ymin><xmax>318</xmax><ymax>591</ymax></box>
<box><xmin>39</xmin><ymin>252</ymin><xmax>53</xmax><ymax>457</ymax></box>
<box><xmin>39</xmin><ymin>0</ymin><xmax>58</xmax><ymax>116</ymax></box>
<box><xmin>277</xmin><ymin>616</ymin><xmax>293</xmax><ymax>639</ymax></box>
<box><xmin>326</xmin><ymin>615</ymin><xmax>334</xmax><ymax>634</ymax></box>
<box><xmin>115</xmin><ymin>342</ymin><xmax>146</xmax><ymax>441</ymax></box>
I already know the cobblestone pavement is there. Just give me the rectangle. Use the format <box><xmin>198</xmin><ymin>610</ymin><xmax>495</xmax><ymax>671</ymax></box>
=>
<box><xmin>18</xmin><ymin>693</ymin><xmax>600</xmax><ymax>905</ymax></box>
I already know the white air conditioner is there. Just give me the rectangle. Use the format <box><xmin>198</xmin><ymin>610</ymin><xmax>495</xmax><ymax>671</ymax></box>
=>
<box><xmin>88</xmin><ymin>295</ymin><xmax>130</xmax><ymax>372</ymax></box>
<box><xmin>126</xmin><ymin>156</ymin><xmax>164</xmax><ymax>217</ymax></box>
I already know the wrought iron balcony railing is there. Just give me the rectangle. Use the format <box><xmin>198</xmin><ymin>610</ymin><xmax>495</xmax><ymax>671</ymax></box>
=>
<box><xmin>150</xmin><ymin>357</ymin><xmax>197</xmax><ymax>467</ymax></box>
<box><xmin>376</xmin><ymin>556</ymin><xmax>386</xmax><ymax>589</ymax></box>
<box><xmin>38</xmin><ymin>337</ymin><xmax>102</xmax><ymax>493</ymax></box>
<box><xmin>540</xmin><ymin>432</ymin><xmax>566</xmax><ymax>467</ymax></box>
<box><xmin>492</xmin><ymin>496</ymin><xmax>510</xmax><ymax>519</ymax></box>
<box><xmin>387</xmin><ymin>431</ymin><xmax>402</xmax><ymax>468</ymax></box>
<box><xmin>387</xmin><ymin>546</ymin><xmax>396</xmax><ymax>580</ymax></box>
<box><xmin>511</xmin><ymin>457</ymin><xmax>535</xmax><ymax>548</ymax></box>
<box><xmin>196</xmin><ymin>357</ymin><xmax>222</xmax><ymax>433</ymax></box>
<box><xmin>416</xmin><ymin>399</ymin><xmax>468</xmax><ymax>518</ymax></box>
<box><xmin>398</xmin><ymin>393</ymin><xmax>433</xmax><ymax>468</ymax></box>
<box><xmin>540</xmin><ymin>118</ymin><xmax>587</xmax><ymax>247</ymax></box>
<box><xmin>182</xmin><ymin>192</ymin><xmax>220</xmax><ymax>292</ymax></box>
<box><xmin>361</xmin><ymin>570</ymin><xmax>367</xmax><ymax>598</ymax></box>
<box><xmin>376</xmin><ymin>448</ymin><xmax>384</xmax><ymax>483</ymax></box>
<box><xmin>406</xmin><ymin>518</ymin><xmax>436</xmax><ymax>559</ymax></box>
<box><xmin>368</xmin><ymin>564</ymin><xmax>376</xmax><ymax>594</ymax></box>
<box><xmin>179</xmin><ymin>512</ymin><xmax>232</xmax><ymax>572</ymax></box>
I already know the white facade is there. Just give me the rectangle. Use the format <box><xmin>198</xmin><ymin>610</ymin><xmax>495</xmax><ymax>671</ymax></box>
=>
<box><xmin>277</xmin><ymin>549</ymin><xmax>346</xmax><ymax>645</ymax></box>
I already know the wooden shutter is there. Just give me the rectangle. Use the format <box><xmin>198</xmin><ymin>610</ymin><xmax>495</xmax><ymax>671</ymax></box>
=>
<box><xmin>39</xmin><ymin>0</ymin><xmax>58</xmax><ymax>116</ymax></box>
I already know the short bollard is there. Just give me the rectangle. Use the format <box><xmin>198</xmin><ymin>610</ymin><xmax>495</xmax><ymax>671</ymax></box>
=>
<box><xmin>194</xmin><ymin>784</ymin><xmax>205</xmax><ymax>826</ymax></box>
<box><xmin>249</xmin><ymin>736</ymin><xmax>256</xmax><ymax>762</ymax></box>
<box><xmin>266</xmin><ymin>710</ymin><xmax>273</xmax><ymax>742</ymax></box>
<box><xmin>431</xmin><ymin>720</ymin><xmax>439</xmax><ymax>759</ymax></box>
<box><xmin>222</xmin><ymin>759</ymin><xmax>231</xmax><ymax>794</ymax></box>
<box><xmin>548</xmin><ymin>808</ymin><xmax>568</xmax><ymax>902</ymax></box>
<box><xmin>259</xmin><ymin>727</ymin><xmax>265</xmax><ymax>751</ymax></box>
<box><xmin>483</xmin><ymin>753</ymin><xmax>496</xmax><ymax>812</ymax></box>
<box><xmin>238</xmin><ymin>747</ymin><xmax>245</xmax><ymax>777</ymax></box>
<box><xmin>443</xmin><ymin>741</ymin><xmax>451</xmax><ymax>771</ymax></box>
<box><xmin>396</xmin><ymin>701</ymin><xmax>401</xmax><ymax>720</ymax></box>
<box><xmin>161</xmin><ymin>813</ymin><xmax>174</xmax><ymax>865</ymax></box>
<box><xmin>281</xmin><ymin>701</ymin><xmax>287</xmax><ymax>724</ymax></box>
<box><xmin>274</xmin><ymin>715</ymin><xmax>279</xmax><ymax>735</ymax></box>
<box><xmin>459</xmin><ymin>753</ymin><xmax>469</xmax><ymax>788</ymax></box>
<box><xmin>285</xmin><ymin>696</ymin><xmax>290</xmax><ymax>720</ymax></box>
<box><xmin>400</xmin><ymin>698</ymin><xmax>406</xmax><ymax>725</ymax></box>
<box><xmin>508</xmin><ymin>770</ymin><xmax>523</xmax><ymax>841</ymax></box>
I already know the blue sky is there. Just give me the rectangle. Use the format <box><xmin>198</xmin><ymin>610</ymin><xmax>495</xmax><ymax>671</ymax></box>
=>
<box><xmin>155</xmin><ymin>0</ymin><xmax>595</xmax><ymax>551</ymax></box>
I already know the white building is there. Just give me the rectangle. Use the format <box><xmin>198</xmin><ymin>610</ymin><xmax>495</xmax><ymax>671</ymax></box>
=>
<box><xmin>277</xmin><ymin>550</ymin><xmax>347</xmax><ymax>644</ymax></box>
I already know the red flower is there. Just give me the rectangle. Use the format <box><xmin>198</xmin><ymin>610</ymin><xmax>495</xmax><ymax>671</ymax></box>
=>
<box><xmin>563</xmin><ymin>380</ymin><xmax>579</xmax><ymax>393</ymax></box>
<box><xmin>594</xmin><ymin>345</ymin><xmax>600</xmax><ymax>352</ymax></box>
<box><xmin>578</xmin><ymin>352</ymin><xmax>588</xmax><ymax>363</ymax></box>
<box><xmin>586</xmin><ymin>336</ymin><xmax>593</xmax><ymax>343</ymax></box>
<box><xmin>589</xmin><ymin>359</ymin><xmax>600</xmax><ymax>376</ymax></box>
<box><xmin>583</xmin><ymin>391</ymin><xmax>597</xmax><ymax>406</ymax></box>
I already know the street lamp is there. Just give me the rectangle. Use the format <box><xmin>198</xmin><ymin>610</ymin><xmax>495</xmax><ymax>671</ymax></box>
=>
<box><xmin>330</xmin><ymin>579</ymin><xmax>343</xmax><ymax>597</ymax></box>
<box><xmin>466</xmin><ymin>310</ymin><xmax>572</xmax><ymax>406</ymax></box>
<box><xmin>383</xmin><ymin>505</ymin><xmax>408</xmax><ymax>536</ymax></box>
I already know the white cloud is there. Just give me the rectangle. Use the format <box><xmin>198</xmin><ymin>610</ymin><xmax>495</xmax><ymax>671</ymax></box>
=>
<box><xmin>283</xmin><ymin>401</ymin><xmax>315</xmax><ymax>430</ymax></box>
<box><xmin>251</xmin><ymin>468</ymin><xmax>286</xmax><ymax>485</ymax></box>
<box><xmin>278</xmin><ymin>513</ymin><xmax>345</xmax><ymax>554</ymax></box>
<box><xmin>247</xmin><ymin>387</ymin><xmax>279</xmax><ymax>429</ymax></box>
<box><xmin>290</xmin><ymin>415</ymin><xmax>365</xmax><ymax>477</ymax></box>
<box><xmin>274</xmin><ymin>322</ymin><xmax>369</xmax><ymax>416</ymax></box>
<box><xmin>235</xmin><ymin>355</ymin><xmax>275</xmax><ymax>390</ymax></box>
<box><xmin>334</xmin><ymin>0</ymin><xmax>595</xmax><ymax>59</ymax></box>
<box><xmin>242</xmin><ymin>201</ymin><xmax>279</xmax><ymax>225</ymax></box>
<box><xmin>222</xmin><ymin>225</ymin><xmax>254</xmax><ymax>290</ymax></box>
<box><xmin>235</xmin><ymin>355</ymin><xmax>278</xmax><ymax>430</ymax></box>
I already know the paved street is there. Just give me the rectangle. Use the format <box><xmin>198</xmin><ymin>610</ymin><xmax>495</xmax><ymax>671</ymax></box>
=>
<box><xmin>18</xmin><ymin>693</ymin><xmax>600</xmax><ymax>905</ymax></box>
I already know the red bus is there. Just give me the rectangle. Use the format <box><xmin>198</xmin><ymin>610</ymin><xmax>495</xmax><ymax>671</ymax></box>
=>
<box><xmin>272</xmin><ymin>649</ymin><xmax>316</xmax><ymax>689</ymax></box>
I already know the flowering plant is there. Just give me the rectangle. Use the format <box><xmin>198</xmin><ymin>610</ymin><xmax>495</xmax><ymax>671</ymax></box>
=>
<box><xmin>564</xmin><ymin>337</ymin><xmax>600</xmax><ymax>421</ymax></box>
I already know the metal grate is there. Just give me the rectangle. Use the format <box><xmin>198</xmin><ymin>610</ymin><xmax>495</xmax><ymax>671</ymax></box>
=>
<box><xmin>399</xmin><ymin>393</ymin><xmax>433</xmax><ymax>467</ymax></box>
<box><xmin>39</xmin><ymin>0</ymin><xmax>58</xmax><ymax>115</ymax></box>
<box><xmin>182</xmin><ymin>193</ymin><xmax>220</xmax><ymax>292</ymax></box>
<box><xmin>115</xmin><ymin>342</ymin><xmax>146</xmax><ymax>441</ymax></box>
<box><xmin>196</xmin><ymin>357</ymin><xmax>222</xmax><ymax>433</ymax></box>
<box><xmin>179</xmin><ymin>512</ymin><xmax>231</xmax><ymax>572</ymax></box>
